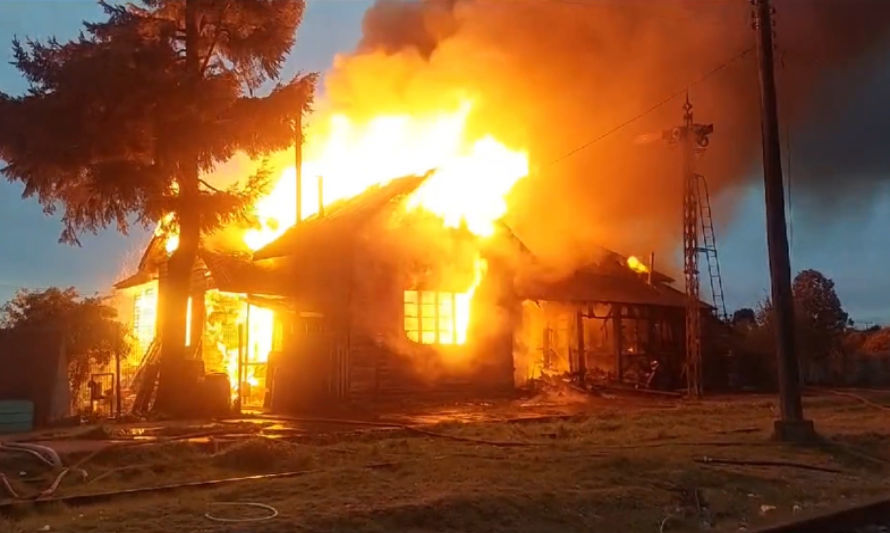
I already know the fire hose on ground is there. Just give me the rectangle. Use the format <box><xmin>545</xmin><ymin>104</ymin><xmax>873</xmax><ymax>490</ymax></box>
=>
<box><xmin>0</xmin><ymin>441</ymin><xmax>67</xmax><ymax>500</ymax></box>
<box><xmin>0</xmin><ymin>429</ymin><xmax>244</xmax><ymax>501</ymax></box>
<box><xmin>204</xmin><ymin>501</ymin><xmax>279</xmax><ymax>523</ymax></box>
<box><xmin>0</xmin><ymin>442</ymin><xmax>62</xmax><ymax>469</ymax></box>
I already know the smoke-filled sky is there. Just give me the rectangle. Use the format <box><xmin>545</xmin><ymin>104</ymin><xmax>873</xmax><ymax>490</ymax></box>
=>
<box><xmin>1</xmin><ymin>0</ymin><xmax>890</xmax><ymax>325</ymax></box>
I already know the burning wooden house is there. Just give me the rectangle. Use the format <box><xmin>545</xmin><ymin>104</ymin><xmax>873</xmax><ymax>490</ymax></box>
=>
<box><xmin>113</xmin><ymin>231</ymin><xmax>284</xmax><ymax>409</ymax></box>
<box><xmin>111</xmin><ymin>103</ymin><xmax>716</xmax><ymax>413</ymax></box>
<box><xmin>114</xmin><ymin>175</ymin><xmax>711</xmax><ymax>412</ymax></box>
<box><xmin>115</xmin><ymin>175</ymin><xmax>519</xmax><ymax>410</ymax></box>
<box><xmin>514</xmin><ymin>252</ymin><xmax>711</xmax><ymax>391</ymax></box>
<box><xmin>249</xmin><ymin>175</ymin><xmax>522</xmax><ymax>410</ymax></box>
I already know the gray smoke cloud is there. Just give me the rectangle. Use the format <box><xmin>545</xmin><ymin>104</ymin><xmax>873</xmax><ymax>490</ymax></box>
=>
<box><xmin>337</xmin><ymin>0</ymin><xmax>890</xmax><ymax>273</ymax></box>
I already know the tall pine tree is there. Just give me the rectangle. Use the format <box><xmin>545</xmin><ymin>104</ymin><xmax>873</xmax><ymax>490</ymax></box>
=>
<box><xmin>0</xmin><ymin>0</ymin><xmax>315</xmax><ymax>414</ymax></box>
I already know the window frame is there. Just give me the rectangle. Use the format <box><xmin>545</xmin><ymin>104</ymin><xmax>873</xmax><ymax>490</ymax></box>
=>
<box><xmin>403</xmin><ymin>289</ymin><xmax>459</xmax><ymax>345</ymax></box>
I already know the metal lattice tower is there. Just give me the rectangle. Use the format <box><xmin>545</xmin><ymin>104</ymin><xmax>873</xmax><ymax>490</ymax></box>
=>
<box><xmin>695</xmin><ymin>174</ymin><xmax>729</xmax><ymax>321</ymax></box>
<box><xmin>664</xmin><ymin>96</ymin><xmax>712</xmax><ymax>397</ymax></box>
<box><xmin>682</xmin><ymin>99</ymin><xmax>702</xmax><ymax>398</ymax></box>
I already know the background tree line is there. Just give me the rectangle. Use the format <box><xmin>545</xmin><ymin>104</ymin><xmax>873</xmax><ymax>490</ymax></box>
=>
<box><xmin>728</xmin><ymin>269</ymin><xmax>890</xmax><ymax>388</ymax></box>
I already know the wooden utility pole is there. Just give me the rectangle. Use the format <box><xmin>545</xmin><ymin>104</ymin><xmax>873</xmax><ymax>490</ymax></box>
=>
<box><xmin>295</xmin><ymin>111</ymin><xmax>303</xmax><ymax>224</ymax></box>
<box><xmin>752</xmin><ymin>0</ymin><xmax>814</xmax><ymax>441</ymax></box>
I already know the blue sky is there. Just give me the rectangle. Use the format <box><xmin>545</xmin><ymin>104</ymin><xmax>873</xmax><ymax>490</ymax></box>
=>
<box><xmin>0</xmin><ymin>0</ymin><xmax>888</xmax><ymax>326</ymax></box>
<box><xmin>0</xmin><ymin>0</ymin><xmax>372</xmax><ymax>300</ymax></box>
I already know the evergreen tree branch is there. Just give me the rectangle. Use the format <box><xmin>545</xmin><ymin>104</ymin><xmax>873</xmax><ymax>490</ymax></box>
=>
<box><xmin>199</xmin><ymin>0</ymin><xmax>232</xmax><ymax>77</ymax></box>
<box><xmin>198</xmin><ymin>178</ymin><xmax>223</xmax><ymax>193</ymax></box>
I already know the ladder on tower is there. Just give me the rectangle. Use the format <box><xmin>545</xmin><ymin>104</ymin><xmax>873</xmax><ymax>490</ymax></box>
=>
<box><xmin>694</xmin><ymin>173</ymin><xmax>728</xmax><ymax>321</ymax></box>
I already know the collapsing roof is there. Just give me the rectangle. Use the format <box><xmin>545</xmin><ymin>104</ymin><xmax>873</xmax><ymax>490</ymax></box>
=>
<box><xmin>114</xmin><ymin>171</ymin><xmax>707</xmax><ymax>311</ymax></box>
<box><xmin>113</xmin><ymin>175</ymin><xmax>429</xmax><ymax>295</ymax></box>
<box><xmin>517</xmin><ymin>268</ymin><xmax>701</xmax><ymax>309</ymax></box>
<box><xmin>253</xmin><ymin>175</ymin><xmax>428</xmax><ymax>261</ymax></box>
<box><xmin>113</xmin><ymin>234</ymin><xmax>169</xmax><ymax>289</ymax></box>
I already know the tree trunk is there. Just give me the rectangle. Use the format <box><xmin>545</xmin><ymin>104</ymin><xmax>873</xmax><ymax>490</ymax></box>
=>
<box><xmin>154</xmin><ymin>0</ymin><xmax>202</xmax><ymax>416</ymax></box>
<box><xmin>154</xmin><ymin>183</ymin><xmax>200</xmax><ymax>415</ymax></box>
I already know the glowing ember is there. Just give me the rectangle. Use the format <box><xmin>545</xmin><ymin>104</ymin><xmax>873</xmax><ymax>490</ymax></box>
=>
<box><xmin>627</xmin><ymin>255</ymin><xmax>649</xmax><ymax>274</ymax></box>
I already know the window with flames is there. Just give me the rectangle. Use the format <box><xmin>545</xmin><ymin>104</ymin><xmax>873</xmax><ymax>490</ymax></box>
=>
<box><xmin>133</xmin><ymin>285</ymin><xmax>157</xmax><ymax>349</ymax></box>
<box><xmin>403</xmin><ymin>290</ymin><xmax>466</xmax><ymax>345</ymax></box>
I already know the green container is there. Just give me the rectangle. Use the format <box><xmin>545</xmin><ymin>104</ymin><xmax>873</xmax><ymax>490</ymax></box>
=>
<box><xmin>0</xmin><ymin>400</ymin><xmax>34</xmax><ymax>434</ymax></box>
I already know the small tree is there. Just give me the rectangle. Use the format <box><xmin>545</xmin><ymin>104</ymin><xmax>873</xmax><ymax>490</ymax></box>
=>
<box><xmin>793</xmin><ymin>270</ymin><xmax>848</xmax><ymax>334</ymax></box>
<box><xmin>1</xmin><ymin>287</ymin><xmax>129</xmax><ymax>404</ymax></box>
<box><xmin>742</xmin><ymin>270</ymin><xmax>849</xmax><ymax>384</ymax></box>
<box><xmin>792</xmin><ymin>269</ymin><xmax>848</xmax><ymax>380</ymax></box>
<box><xmin>731</xmin><ymin>308</ymin><xmax>756</xmax><ymax>330</ymax></box>
<box><xmin>0</xmin><ymin>1</ymin><xmax>315</xmax><ymax>414</ymax></box>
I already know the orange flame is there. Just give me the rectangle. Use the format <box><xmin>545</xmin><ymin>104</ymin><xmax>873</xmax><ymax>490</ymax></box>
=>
<box><xmin>626</xmin><ymin>255</ymin><xmax>649</xmax><ymax>274</ymax></box>
<box><xmin>455</xmin><ymin>255</ymin><xmax>488</xmax><ymax>344</ymax></box>
<box><xmin>154</xmin><ymin>101</ymin><xmax>526</xmax><ymax>361</ymax></box>
<box><xmin>245</xmin><ymin>100</ymin><xmax>528</xmax><ymax>250</ymax></box>
<box><xmin>161</xmin><ymin>101</ymin><xmax>528</xmax><ymax>253</ymax></box>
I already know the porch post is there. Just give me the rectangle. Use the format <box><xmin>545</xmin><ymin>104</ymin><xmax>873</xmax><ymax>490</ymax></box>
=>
<box><xmin>575</xmin><ymin>309</ymin><xmax>586</xmax><ymax>381</ymax></box>
<box><xmin>613</xmin><ymin>304</ymin><xmax>623</xmax><ymax>382</ymax></box>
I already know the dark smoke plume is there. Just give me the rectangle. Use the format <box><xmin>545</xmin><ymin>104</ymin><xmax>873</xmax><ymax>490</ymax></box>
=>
<box><xmin>336</xmin><ymin>0</ymin><xmax>890</xmax><ymax>273</ymax></box>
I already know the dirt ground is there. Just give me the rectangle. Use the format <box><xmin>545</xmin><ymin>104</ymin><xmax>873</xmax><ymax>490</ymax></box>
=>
<box><xmin>1</xmin><ymin>389</ymin><xmax>889</xmax><ymax>533</ymax></box>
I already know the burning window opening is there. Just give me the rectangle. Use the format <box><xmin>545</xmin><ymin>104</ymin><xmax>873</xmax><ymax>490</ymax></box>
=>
<box><xmin>205</xmin><ymin>292</ymin><xmax>277</xmax><ymax>407</ymax></box>
<box><xmin>402</xmin><ymin>255</ymin><xmax>488</xmax><ymax>346</ymax></box>
<box><xmin>404</xmin><ymin>290</ymin><xmax>461</xmax><ymax>345</ymax></box>
<box><xmin>125</xmin><ymin>285</ymin><xmax>277</xmax><ymax>407</ymax></box>
<box><xmin>132</xmin><ymin>283</ymin><xmax>157</xmax><ymax>355</ymax></box>
<box><xmin>184</xmin><ymin>296</ymin><xmax>193</xmax><ymax>346</ymax></box>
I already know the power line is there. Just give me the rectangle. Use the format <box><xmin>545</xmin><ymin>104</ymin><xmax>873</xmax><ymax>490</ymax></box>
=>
<box><xmin>479</xmin><ymin>0</ymin><xmax>745</xmax><ymax>28</ymax></box>
<box><xmin>542</xmin><ymin>45</ymin><xmax>755</xmax><ymax>169</ymax></box>
<box><xmin>487</xmin><ymin>0</ymin><xmax>736</xmax><ymax>11</ymax></box>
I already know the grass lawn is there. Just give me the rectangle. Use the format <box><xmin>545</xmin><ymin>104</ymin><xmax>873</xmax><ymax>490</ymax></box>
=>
<box><xmin>2</xmin><ymin>391</ymin><xmax>889</xmax><ymax>532</ymax></box>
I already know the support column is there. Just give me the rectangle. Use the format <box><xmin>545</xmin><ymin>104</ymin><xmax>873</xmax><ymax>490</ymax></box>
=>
<box><xmin>575</xmin><ymin>309</ymin><xmax>586</xmax><ymax>381</ymax></box>
<box><xmin>613</xmin><ymin>304</ymin><xmax>623</xmax><ymax>382</ymax></box>
<box><xmin>188</xmin><ymin>290</ymin><xmax>205</xmax><ymax>355</ymax></box>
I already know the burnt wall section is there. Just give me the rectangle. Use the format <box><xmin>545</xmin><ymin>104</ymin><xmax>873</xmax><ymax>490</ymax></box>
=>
<box><xmin>515</xmin><ymin>300</ymin><xmax>687</xmax><ymax>390</ymax></box>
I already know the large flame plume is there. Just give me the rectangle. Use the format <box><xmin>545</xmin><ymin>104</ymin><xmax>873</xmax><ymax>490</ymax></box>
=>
<box><xmin>156</xmin><ymin>93</ymin><xmax>529</xmax><ymax>381</ymax></box>
<box><xmin>244</xmin><ymin>100</ymin><xmax>529</xmax><ymax>250</ymax></box>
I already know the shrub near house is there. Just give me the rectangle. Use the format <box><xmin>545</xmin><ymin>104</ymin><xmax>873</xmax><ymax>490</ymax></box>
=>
<box><xmin>0</xmin><ymin>288</ymin><xmax>128</xmax><ymax>424</ymax></box>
